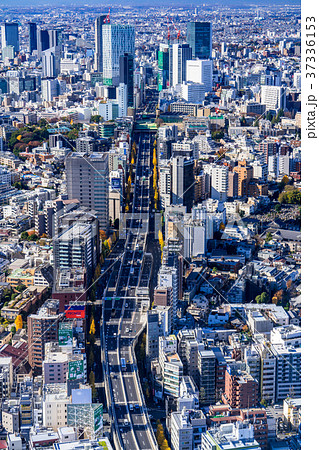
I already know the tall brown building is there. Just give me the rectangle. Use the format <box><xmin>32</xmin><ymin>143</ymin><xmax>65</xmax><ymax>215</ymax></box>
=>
<box><xmin>154</xmin><ymin>287</ymin><xmax>173</xmax><ymax>307</ymax></box>
<box><xmin>27</xmin><ymin>300</ymin><xmax>60</xmax><ymax>372</ymax></box>
<box><xmin>223</xmin><ymin>368</ymin><xmax>258</xmax><ymax>409</ymax></box>
<box><xmin>233</xmin><ymin>160</ymin><xmax>253</xmax><ymax>197</ymax></box>
<box><xmin>227</xmin><ymin>170</ymin><xmax>238</xmax><ymax>199</ymax></box>
<box><xmin>259</xmin><ymin>139</ymin><xmax>277</xmax><ymax>164</ymax></box>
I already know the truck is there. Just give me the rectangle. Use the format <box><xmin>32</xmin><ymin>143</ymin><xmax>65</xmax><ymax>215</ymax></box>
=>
<box><xmin>121</xmin><ymin>358</ymin><xmax>126</xmax><ymax>371</ymax></box>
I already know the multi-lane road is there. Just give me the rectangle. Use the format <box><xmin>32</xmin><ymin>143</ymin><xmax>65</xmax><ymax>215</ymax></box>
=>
<box><xmin>101</xmin><ymin>132</ymin><xmax>158</xmax><ymax>450</ymax></box>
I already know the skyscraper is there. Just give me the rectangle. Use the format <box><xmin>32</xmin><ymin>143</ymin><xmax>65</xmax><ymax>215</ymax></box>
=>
<box><xmin>158</xmin><ymin>43</ymin><xmax>169</xmax><ymax>91</ymax></box>
<box><xmin>37</xmin><ymin>29</ymin><xmax>50</xmax><ymax>56</ymax></box>
<box><xmin>65</xmin><ymin>152</ymin><xmax>109</xmax><ymax>233</ymax></box>
<box><xmin>28</xmin><ymin>23</ymin><xmax>37</xmax><ymax>54</ymax></box>
<box><xmin>48</xmin><ymin>28</ymin><xmax>63</xmax><ymax>48</ymax></box>
<box><xmin>169</xmin><ymin>43</ymin><xmax>192</xmax><ymax>88</ymax></box>
<box><xmin>101</xmin><ymin>23</ymin><xmax>135</xmax><ymax>86</ymax></box>
<box><xmin>42</xmin><ymin>47</ymin><xmax>57</xmax><ymax>78</ymax></box>
<box><xmin>94</xmin><ymin>15</ymin><xmax>107</xmax><ymax>72</ymax></box>
<box><xmin>186</xmin><ymin>22</ymin><xmax>212</xmax><ymax>59</ymax></box>
<box><xmin>1</xmin><ymin>23</ymin><xmax>19</xmax><ymax>53</ymax></box>
<box><xmin>119</xmin><ymin>52</ymin><xmax>134</xmax><ymax>108</ymax></box>
<box><xmin>171</xmin><ymin>156</ymin><xmax>194</xmax><ymax>213</ymax></box>
<box><xmin>186</xmin><ymin>59</ymin><xmax>213</xmax><ymax>92</ymax></box>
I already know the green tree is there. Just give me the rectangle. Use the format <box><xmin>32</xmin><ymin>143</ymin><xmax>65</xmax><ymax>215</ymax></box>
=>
<box><xmin>67</xmin><ymin>128</ymin><xmax>79</xmax><ymax>140</ymax></box>
<box><xmin>266</xmin><ymin>111</ymin><xmax>273</xmax><ymax>122</ymax></box>
<box><xmin>89</xmin><ymin>370</ymin><xmax>97</xmax><ymax>399</ymax></box>
<box><xmin>91</xmin><ymin>115</ymin><xmax>102</xmax><ymax>123</ymax></box>
<box><xmin>265</xmin><ymin>232</ymin><xmax>272</xmax><ymax>243</ymax></box>
<box><xmin>274</xmin><ymin>204</ymin><xmax>281</xmax><ymax>213</ymax></box>
<box><xmin>88</xmin><ymin>347</ymin><xmax>95</xmax><ymax>368</ymax></box>
<box><xmin>20</xmin><ymin>231</ymin><xmax>29</xmax><ymax>240</ymax></box>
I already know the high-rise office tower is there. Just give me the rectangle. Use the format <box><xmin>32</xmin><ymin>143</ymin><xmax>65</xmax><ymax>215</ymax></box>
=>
<box><xmin>48</xmin><ymin>28</ymin><xmax>63</xmax><ymax>48</ymax></box>
<box><xmin>101</xmin><ymin>23</ymin><xmax>135</xmax><ymax>86</ymax></box>
<box><xmin>117</xmin><ymin>83</ymin><xmax>128</xmax><ymax>117</ymax></box>
<box><xmin>53</xmin><ymin>208</ymin><xmax>100</xmax><ymax>286</ymax></box>
<box><xmin>169</xmin><ymin>43</ymin><xmax>192</xmax><ymax>88</ymax></box>
<box><xmin>186</xmin><ymin>59</ymin><xmax>212</xmax><ymax>92</ymax></box>
<box><xmin>94</xmin><ymin>15</ymin><xmax>107</xmax><ymax>72</ymax></box>
<box><xmin>119</xmin><ymin>52</ymin><xmax>134</xmax><ymax>108</ymax></box>
<box><xmin>1</xmin><ymin>23</ymin><xmax>19</xmax><ymax>53</ymax></box>
<box><xmin>171</xmin><ymin>156</ymin><xmax>194</xmax><ymax>213</ymax></box>
<box><xmin>37</xmin><ymin>29</ymin><xmax>50</xmax><ymax>56</ymax></box>
<box><xmin>42</xmin><ymin>47</ymin><xmax>57</xmax><ymax>78</ymax></box>
<box><xmin>158</xmin><ymin>43</ymin><xmax>169</xmax><ymax>91</ymax></box>
<box><xmin>65</xmin><ymin>152</ymin><xmax>109</xmax><ymax>233</ymax></box>
<box><xmin>186</xmin><ymin>22</ymin><xmax>212</xmax><ymax>59</ymax></box>
<box><xmin>28</xmin><ymin>22</ymin><xmax>37</xmax><ymax>53</ymax></box>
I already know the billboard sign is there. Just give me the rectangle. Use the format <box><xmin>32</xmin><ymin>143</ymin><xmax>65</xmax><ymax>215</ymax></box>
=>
<box><xmin>68</xmin><ymin>359</ymin><xmax>84</xmax><ymax>381</ymax></box>
<box><xmin>65</xmin><ymin>305</ymin><xmax>85</xmax><ymax>319</ymax></box>
<box><xmin>111</xmin><ymin>177</ymin><xmax>121</xmax><ymax>190</ymax></box>
<box><xmin>94</xmin><ymin>404</ymin><xmax>103</xmax><ymax>433</ymax></box>
<box><xmin>58</xmin><ymin>324</ymin><xmax>73</xmax><ymax>347</ymax></box>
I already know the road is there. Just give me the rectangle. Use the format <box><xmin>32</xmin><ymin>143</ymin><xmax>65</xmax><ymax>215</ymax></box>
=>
<box><xmin>101</xmin><ymin>132</ymin><xmax>158</xmax><ymax>450</ymax></box>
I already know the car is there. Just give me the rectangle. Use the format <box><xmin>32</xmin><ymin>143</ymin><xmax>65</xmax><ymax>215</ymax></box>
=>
<box><xmin>274</xmin><ymin>405</ymin><xmax>281</xmax><ymax>409</ymax></box>
<box><xmin>129</xmin><ymin>404</ymin><xmax>133</xmax><ymax>411</ymax></box>
<box><xmin>113</xmin><ymin>332</ymin><xmax>117</xmax><ymax>337</ymax></box>
<box><xmin>124</xmin><ymin>419</ymin><xmax>129</xmax><ymax>426</ymax></box>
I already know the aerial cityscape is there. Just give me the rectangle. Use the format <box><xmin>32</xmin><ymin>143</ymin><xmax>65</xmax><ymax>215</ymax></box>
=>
<box><xmin>0</xmin><ymin>2</ymin><xmax>302</xmax><ymax>450</ymax></box>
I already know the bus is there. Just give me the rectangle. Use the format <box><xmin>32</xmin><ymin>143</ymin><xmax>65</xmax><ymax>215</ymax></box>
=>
<box><xmin>121</xmin><ymin>358</ymin><xmax>126</xmax><ymax>371</ymax></box>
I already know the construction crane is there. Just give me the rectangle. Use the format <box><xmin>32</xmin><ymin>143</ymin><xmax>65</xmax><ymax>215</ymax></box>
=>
<box><xmin>104</xmin><ymin>7</ymin><xmax>111</xmax><ymax>24</ymax></box>
<box><xmin>170</xmin><ymin>17</ymin><xmax>181</xmax><ymax>41</ymax></box>
<box><xmin>166</xmin><ymin>16</ymin><xmax>171</xmax><ymax>41</ymax></box>
<box><xmin>166</xmin><ymin>16</ymin><xmax>181</xmax><ymax>42</ymax></box>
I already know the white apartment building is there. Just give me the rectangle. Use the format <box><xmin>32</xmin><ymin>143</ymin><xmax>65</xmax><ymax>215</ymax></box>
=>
<box><xmin>163</xmin><ymin>353</ymin><xmax>183</xmax><ymax>398</ymax></box>
<box><xmin>251</xmin><ymin>161</ymin><xmax>268</xmax><ymax>182</ymax></box>
<box><xmin>183</xmin><ymin>220</ymin><xmax>206</xmax><ymax>258</ymax></box>
<box><xmin>43</xmin><ymin>392</ymin><xmax>71</xmax><ymax>431</ymax></box>
<box><xmin>171</xmin><ymin>410</ymin><xmax>193</xmax><ymax>450</ymax></box>
<box><xmin>256</xmin><ymin>342</ymin><xmax>277</xmax><ymax>404</ymax></box>
<box><xmin>260</xmin><ymin>85</ymin><xmax>286</xmax><ymax>112</ymax></box>
<box><xmin>203</xmin><ymin>164</ymin><xmax>228</xmax><ymax>202</ymax></box>
<box><xmin>159</xmin><ymin>161</ymin><xmax>171</xmax><ymax>209</ymax></box>
<box><xmin>158</xmin><ymin>266</ymin><xmax>178</xmax><ymax>321</ymax></box>
<box><xmin>159</xmin><ymin>335</ymin><xmax>178</xmax><ymax>373</ymax></box>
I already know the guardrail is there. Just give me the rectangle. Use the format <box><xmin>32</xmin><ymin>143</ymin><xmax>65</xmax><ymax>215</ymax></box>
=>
<box><xmin>131</xmin><ymin>314</ymin><xmax>158</xmax><ymax>449</ymax></box>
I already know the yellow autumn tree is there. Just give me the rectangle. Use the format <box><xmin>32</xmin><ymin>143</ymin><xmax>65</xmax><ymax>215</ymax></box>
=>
<box><xmin>89</xmin><ymin>317</ymin><xmax>96</xmax><ymax>335</ymax></box>
<box><xmin>15</xmin><ymin>314</ymin><xmax>23</xmax><ymax>331</ymax></box>
<box><xmin>158</xmin><ymin>229</ymin><xmax>164</xmax><ymax>251</ymax></box>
